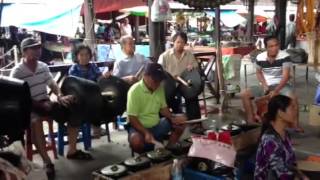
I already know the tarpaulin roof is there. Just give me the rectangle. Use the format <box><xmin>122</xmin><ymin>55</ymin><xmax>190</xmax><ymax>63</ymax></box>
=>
<box><xmin>206</xmin><ymin>10</ymin><xmax>247</xmax><ymax>27</ymax></box>
<box><xmin>81</xmin><ymin>0</ymin><xmax>146</xmax><ymax>19</ymax></box>
<box><xmin>1</xmin><ymin>0</ymin><xmax>83</xmax><ymax>37</ymax></box>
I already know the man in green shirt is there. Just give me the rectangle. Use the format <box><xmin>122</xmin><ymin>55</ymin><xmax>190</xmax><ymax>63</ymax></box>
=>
<box><xmin>127</xmin><ymin>62</ymin><xmax>186</xmax><ymax>153</ymax></box>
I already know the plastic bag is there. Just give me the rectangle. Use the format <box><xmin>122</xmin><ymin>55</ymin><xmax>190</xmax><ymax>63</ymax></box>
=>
<box><xmin>151</xmin><ymin>0</ymin><xmax>172</xmax><ymax>22</ymax></box>
<box><xmin>2</xmin><ymin>141</ymin><xmax>48</xmax><ymax>180</ymax></box>
<box><xmin>188</xmin><ymin>135</ymin><xmax>236</xmax><ymax>168</ymax></box>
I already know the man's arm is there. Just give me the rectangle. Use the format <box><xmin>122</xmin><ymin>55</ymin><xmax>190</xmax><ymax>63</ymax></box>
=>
<box><xmin>160</xmin><ymin>107</ymin><xmax>173</xmax><ymax>121</ymax></box>
<box><xmin>160</xmin><ymin>107</ymin><xmax>186</xmax><ymax>125</ymax></box>
<box><xmin>128</xmin><ymin>115</ymin><xmax>148</xmax><ymax>135</ymax></box>
<box><xmin>256</xmin><ymin>68</ymin><xmax>268</xmax><ymax>90</ymax></box>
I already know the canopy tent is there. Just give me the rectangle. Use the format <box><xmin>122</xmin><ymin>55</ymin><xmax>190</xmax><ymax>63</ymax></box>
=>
<box><xmin>119</xmin><ymin>2</ymin><xmax>192</xmax><ymax>17</ymax></box>
<box><xmin>206</xmin><ymin>10</ymin><xmax>247</xmax><ymax>27</ymax></box>
<box><xmin>82</xmin><ymin>0</ymin><xmax>146</xmax><ymax>19</ymax></box>
<box><xmin>0</xmin><ymin>0</ymin><xmax>83</xmax><ymax>37</ymax></box>
<box><xmin>235</xmin><ymin>8</ymin><xmax>272</xmax><ymax>23</ymax></box>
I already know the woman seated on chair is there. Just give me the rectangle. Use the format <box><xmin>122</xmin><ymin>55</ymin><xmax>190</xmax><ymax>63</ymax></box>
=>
<box><xmin>67</xmin><ymin>45</ymin><xmax>109</xmax><ymax>160</ymax></box>
<box><xmin>254</xmin><ymin>95</ymin><xmax>308</xmax><ymax>180</ymax></box>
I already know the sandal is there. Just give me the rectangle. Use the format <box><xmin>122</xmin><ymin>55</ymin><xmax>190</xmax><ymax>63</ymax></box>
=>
<box><xmin>66</xmin><ymin>150</ymin><xmax>93</xmax><ymax>160</ymax></box>
<box><xmin>45</xmin><ymin>163</ymin><xmax>55</xmax><ymax>179</ymax></box>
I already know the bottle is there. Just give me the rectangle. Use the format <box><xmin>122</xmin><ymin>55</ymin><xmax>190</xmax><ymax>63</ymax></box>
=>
<box><xmin>171</xmin><ymin>159</ymin><xmax>183</xmax><ymax>180</ymax></box>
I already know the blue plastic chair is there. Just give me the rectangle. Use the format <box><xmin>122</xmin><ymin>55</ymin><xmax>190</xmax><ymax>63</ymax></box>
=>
<box><xmin>57</xmin><ymin>123</ymin><xmax>91</xmax><ymax>156</ymax></box>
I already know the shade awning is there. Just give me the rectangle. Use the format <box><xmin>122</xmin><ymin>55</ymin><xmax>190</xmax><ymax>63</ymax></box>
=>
<box><xmin>206</xmin><ymin>10</ymin><xmax>247</xmax><ymax>27</ymax></box>
<box><xmin>80</xmin><ymin>0</ymin><xmax>146</xmax><ymax>17</ymax></box>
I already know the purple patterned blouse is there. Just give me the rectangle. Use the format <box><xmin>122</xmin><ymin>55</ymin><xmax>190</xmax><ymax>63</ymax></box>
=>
<box><xmin>254</xmin><ymin>127</ymin><xmax>296</xmax><ymax>180</ymax></box>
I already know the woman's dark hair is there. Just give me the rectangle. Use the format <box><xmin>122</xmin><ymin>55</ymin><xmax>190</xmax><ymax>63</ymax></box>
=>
<box><xmin>261</xmin><ymin>95</ymin><xmax>292</xmax><ymax>136</ymax></box>
<box><xmin>263</xmin><ymin>35</ymin><xmax>278</xmax><ymax>47</ymax></box>
<box><xmin>172</xmin><ymin>31</ymin><xmax>188</xmax><ymax>43</ymax></box>
<box><xmin>72</xmin><ymin>44</ymin><xmax>93</xmax><ymax>63</ymax></box>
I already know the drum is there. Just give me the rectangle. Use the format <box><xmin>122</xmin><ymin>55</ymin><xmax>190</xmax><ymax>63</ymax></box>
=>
<box><xmin>0</xmin><ymin>76</ymin><xmax>32</xmax><ymax>141</ymax></box>
<box><xmin>61</xmin><ymin>76</ymin><xmax>104</xmax><ymax>126</ymax></box>
<box><xmin>178</xmin><ymin>69</ymin><xmax>204</xmax><ymax>100</ymax></box>
<box><xmin>98</xmin><ymin>76</ymin><xmax>130</xmax><ymax>118</ymax></box>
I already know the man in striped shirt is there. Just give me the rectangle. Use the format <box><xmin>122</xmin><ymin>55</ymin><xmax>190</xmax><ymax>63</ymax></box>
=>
<box><xmin>240</xmin><ymin>36</ymin><xmax>300</xmax><ymax>129</ymax></box>
<box><xmin>10</xmin><ymin>38</ymin><xmax>74</xmax><ymax>178</ymax></box>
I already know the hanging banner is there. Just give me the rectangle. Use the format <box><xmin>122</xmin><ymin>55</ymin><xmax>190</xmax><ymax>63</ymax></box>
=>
<box><xmin>1</xmin><ymin>0</ymin><xmax>83</xmax><ymax>37</ymax></box>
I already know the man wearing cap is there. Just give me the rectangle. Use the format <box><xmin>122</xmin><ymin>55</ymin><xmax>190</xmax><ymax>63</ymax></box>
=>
<box><xmin>127</xmin><ymin>62</ymin><xmax>186</xmax><ymax>153</ymax></box>
<box><xmin>10</xmin><ymin>38</ymin><xmax>74</xmax><ymax>178</ymax></box>
<box><xmin>111</xmin><ymin>35</ymin><xmax>148</xmax><ymax>84</ymax></box>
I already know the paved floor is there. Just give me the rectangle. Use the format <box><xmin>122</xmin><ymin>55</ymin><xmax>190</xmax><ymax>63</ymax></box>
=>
<box><xmin>32</xmin><ymin>63</ymin><xmax>320</xmax><ymax>180</ymax></box>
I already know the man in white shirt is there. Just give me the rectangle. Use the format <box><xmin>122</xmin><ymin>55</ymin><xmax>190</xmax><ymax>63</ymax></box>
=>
<box><xmin>10</xmin><ymin>38</ymin><xmax>74</xmax><ymax>178</ymax></box>
<box><xmin>112</xmin><ymin>35</ymin><xmax>148</xmax><ymax>84</ymax></box>
<box><xmin>120</xmin><ymin>18</ymin><xmax>132</xmax><ymax>36</ymax></box>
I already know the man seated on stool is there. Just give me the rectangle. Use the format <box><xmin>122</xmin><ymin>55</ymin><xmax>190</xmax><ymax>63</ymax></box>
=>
<box><xmin>240</xmin><ymin>36</ymin><xmax>302</xmax><ymax>131</ymax></box>
<box><xmin>10</xmin><ymin>38</ymin><xmax>74</xmax><ymax>178</ymax></box>
<box><xmin>112</xmin><ymin>35</ymin><xmax>148</xmax><ymax>84</ymax></box>
<box><xmin>127</xmin><ymin>62</ymin><xmax>186</xmax><ymax>153</ymax></box>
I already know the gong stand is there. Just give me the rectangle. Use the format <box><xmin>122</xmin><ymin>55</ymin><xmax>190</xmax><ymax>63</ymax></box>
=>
<box><xmin>175</xmin><ymin>0</ymin><xmax>235</xmax><ymax>112</ymax></box>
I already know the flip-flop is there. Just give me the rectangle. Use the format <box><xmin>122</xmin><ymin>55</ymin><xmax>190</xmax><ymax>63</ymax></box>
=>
<box><xmin>66</xmin><ymin>150</ymin><xmax>93</xmax><ymax>160</ymax></box>
<box><xmin>45</xmin><ymin>163</ymin><xmax>55</xmax><ymax>179</ymax></box>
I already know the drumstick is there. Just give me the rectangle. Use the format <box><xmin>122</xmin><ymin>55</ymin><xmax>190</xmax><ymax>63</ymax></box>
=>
<box><xmin>152</xmin><ymin>140</ymin><xmax>164</xmax><ymax>149</ymax></box>
<box><xmin>176</xmin><ymin>76</ymin><xmax>190</xmax><ymax>87</ymax></box>
<box><xmin>134</xmin><ymin>66</ymin><xmax>145</xmax><ymax>79</ymax></box>
<box><xmin>182</xmin><ymin>118</ymin><xmax>209</xmax><ymax>124</ymax></box>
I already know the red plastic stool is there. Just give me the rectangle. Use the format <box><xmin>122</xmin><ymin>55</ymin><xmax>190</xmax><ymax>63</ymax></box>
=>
<box><xmin>25</xmin><ymin>119</ymin><xmax>58</xmax><ymax>160</ymax></box>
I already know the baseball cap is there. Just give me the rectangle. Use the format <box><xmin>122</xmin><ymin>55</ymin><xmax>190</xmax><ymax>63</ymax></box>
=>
<box><xmin>20</xmin><ymin>38</ymin><xmax>41</xmax><ymax>52</ymax></box>
<box><xmin>144</xmin><ymin>62</ymin><xmax>166</xmax><ymax>82</ymax></box>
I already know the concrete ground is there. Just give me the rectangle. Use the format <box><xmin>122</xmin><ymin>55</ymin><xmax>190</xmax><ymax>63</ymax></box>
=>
<box><xmin>32</xmin><ymin>62</ymin><xmax>320</xmax><ymax>180</ymax></box>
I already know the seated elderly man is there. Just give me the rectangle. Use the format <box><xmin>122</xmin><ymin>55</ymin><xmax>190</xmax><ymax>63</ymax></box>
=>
<box><xmin>10</xmin><ymin>38</ymin><xmax>74</xmax><ymax>178</ymax></box>
<box><xmin>127</xmin><ymin>62</ymin><xmax>186</xmax><ymax>153</ymax></box>
<box><xmin>240</xmin><ymin>36</ymin><xmax>301</xmax><ymax>130</ymax></box>
<box><xmin>112</xmin><ymin>35</ymin><xmax>148</xmax><ymax>84</ymax></box>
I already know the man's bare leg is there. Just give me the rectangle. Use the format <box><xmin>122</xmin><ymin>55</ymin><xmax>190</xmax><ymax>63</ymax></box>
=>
<box><xmin>240</xmin><ymin>89</ymin><xmax>257</xmax><ymax>123</ymax></box>
<box><xmin>67</xmin><ymin>126</ymin><xmax>79</xmax><ymax>155</ymax></box>
<box><xmin>31</xmin><ymin>119</ymin><xmax>52</xmax><ymax>164</ymax></box>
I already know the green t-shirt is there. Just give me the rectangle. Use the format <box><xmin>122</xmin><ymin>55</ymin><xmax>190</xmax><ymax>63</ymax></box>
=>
<box><xmin>127</xmin><ymin>80</ymin><xmax>167</xmax><ymax>128</ymax></box>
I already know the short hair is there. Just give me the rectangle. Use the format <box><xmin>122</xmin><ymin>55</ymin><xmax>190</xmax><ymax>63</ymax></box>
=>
<box><xmin>289</xmin><ymin>14</ymin><xmax>295</xmax><ymax>22</ymax></box>
<box><xmin>172</xmin><ymin>31</ymin><xmax>188</xmax><ymax>43</ymax></box>
<box><xmin>73</xmin><ymin>44</ymin><xmax>92</xmax><ymax>63</ymax></box>
<box><xmin>119</xmin><ymin>35</ymin><xmax>133</xmax><ymax>48</ymax></box>
<box><xmin>264</xmin><ymin>35</ymin><xmax>278</xmax><ymax>47</ymax></box>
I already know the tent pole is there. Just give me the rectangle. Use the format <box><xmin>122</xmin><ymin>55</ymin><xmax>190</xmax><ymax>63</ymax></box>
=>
<box><xmin>148</xmin><ymin>0</ymin><xmax>165</xmax><ymax>61</ymax></box>
<box><xmin>246</xmin><ymin>0</ymin><xmax>254</xmax><ymax>43</ymax></box>
<box><xmin>215</xmin><ymin>5</ymin><xmax>226</xmax><ymax>111</ymax></box>
<box><xmin>83</xmin><ymin>0</ymin><xmax>96</xmax><ymax>55</ymax></box>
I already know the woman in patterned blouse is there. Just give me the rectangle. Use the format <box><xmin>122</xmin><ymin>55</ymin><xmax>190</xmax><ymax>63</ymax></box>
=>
<box><xmin>254</xmin><ymin>95</ymin><xmax>309</xmax><ymax>180</ymax></box>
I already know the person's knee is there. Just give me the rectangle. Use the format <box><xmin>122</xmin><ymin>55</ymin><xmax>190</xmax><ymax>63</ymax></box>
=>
<box><xmin>240</xmin><ymin>89</ymin><xmax>252</xmax><ymax>99</ymax></box>
<box><xmin>129</xmin><ymin>133</ymin><xmax>144</xmax><ymax>152</ymax></box>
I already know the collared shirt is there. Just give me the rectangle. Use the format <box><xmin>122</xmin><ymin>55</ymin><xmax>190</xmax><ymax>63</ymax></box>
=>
<box><xmin>127</xmin><ymin>80</ymin><xmax>167</xmax><ymax>128</ymax></box>
<box><xmin>10</xmin><ymin>61</ymin><xmax>54</xmax><ymax>101</ymax></box>
<box><xmin>254</xmin><ymin>127</ymin><xmax>296</xmax><ymax>180</ymax></box>
<box><xmin>68</xmin><ymin>63</ymin><xmax>101</xmax><ymax>81</ymax></box>
<box><xmin>255</xmin><ymin>50</ymin><xmax>292</xmax><ymax>86</ymax></box>
<box><xmin>158</xmin><ymin>48</ymin><xmax>198</xmax><ymax>77</ymax></box>
<box><xmin>113</xmin><ymin>53</ymin><xmax>147</xmax><ymax>78</ymax></box>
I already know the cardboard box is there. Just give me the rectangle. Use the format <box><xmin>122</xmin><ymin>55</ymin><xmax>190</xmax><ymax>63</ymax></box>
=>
<box><xmin>231</xmin><ymin>125</ymin><xmax>261</xmax><ymax>151</ymax></box>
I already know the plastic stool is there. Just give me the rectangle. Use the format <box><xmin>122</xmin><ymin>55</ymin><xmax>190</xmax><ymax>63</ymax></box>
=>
<box><xmin>57</xmin><ymin>123</ymin><xmax>91</xmax><ymax>156</ymax></box>
<box><xmin>25</xmin><ymin>119</ymin><xmax>58</xmax><ymax>160</ymax></box>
